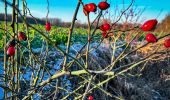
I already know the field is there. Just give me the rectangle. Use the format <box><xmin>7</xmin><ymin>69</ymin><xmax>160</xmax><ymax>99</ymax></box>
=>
<box><xmin>0</xmin><ymin>0</ymin><xmax>170</xmax><ymax>100</ymax></box>
<box><xmin>0</xmin><ymin>22</ymin><xmax>102</xmax><ymax>49</ymax></box>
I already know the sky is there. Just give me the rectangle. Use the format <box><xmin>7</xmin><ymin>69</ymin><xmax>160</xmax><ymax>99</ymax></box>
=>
<box><xmin>0</xmin><ymin>0</ymin><xmax>170</xmax><ymax>23</ymax></box>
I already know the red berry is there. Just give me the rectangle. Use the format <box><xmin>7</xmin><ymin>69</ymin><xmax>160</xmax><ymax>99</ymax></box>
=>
<box><xmin>100</xmin><ymin>23</ymin><xmax>110</xmax><ymax>31</ymax></box>
<box><xmin>98</xmin><ymin>2</ymin><xmax>110</xmax><ymax>10</ymax></box>
<box><xmin>141</xmin><ymin>19</ymin><xmax>158</xmax><ymax>31</ymax></box>
<box><xmin>46</xmin><ymin>22</ymin><xmax>51</xmax><ymax>31</ymax></box>
<box><xmin>18</xmin><ymin>32</ymin><xmax>27</xmax><ymax>41</ymax></box>
<box><xmin>88</xmin><ymin>95</ymin><xmax>93</xmax><ymax>100</ymax></box>
<box><xmin>102</xmin><ymin>32</ymin><xmax>108</xmax><ymax>38</ymax></box>
<box><xmin>164</xmin><ymin>39</ymin><xmax>170</xmax><ymax>48</ymax></box>
<box><xmin>84</xmin><ymin>3</ymin><xmax>97</xmax><ymax>12</ymax></box>
<box><xmin>7</xmin><ymin>47</ymin><xmax>15</xmax><ymax>56</ymax></box>
<box><xmin>145</xmin><ymin>33</ymin><xmax>157</xmax><ymax>43</ymax></box>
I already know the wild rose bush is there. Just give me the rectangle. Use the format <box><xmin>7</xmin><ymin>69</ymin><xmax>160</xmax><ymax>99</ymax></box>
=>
<box><xmin>0</xmin><ymin>0</ymin><xmax>170</xmax><ymax>99</ymax></box>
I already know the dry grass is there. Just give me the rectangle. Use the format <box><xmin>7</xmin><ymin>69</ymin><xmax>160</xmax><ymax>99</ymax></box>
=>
<box><xmin>136</xmin><ymin>36</ymin><xmax>170</xmax><ymax>57</ymax></box>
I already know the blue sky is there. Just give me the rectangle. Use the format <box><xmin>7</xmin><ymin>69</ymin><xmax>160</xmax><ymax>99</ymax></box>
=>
<box><xmin>0</xmin><ymin>0</ymin><xmax>170</xmax><ymax>23</ymax></box>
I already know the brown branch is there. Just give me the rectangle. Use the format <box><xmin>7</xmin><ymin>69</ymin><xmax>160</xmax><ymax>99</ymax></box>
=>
<box><xmin>63</xmin><ymin>0</ymin><xmax>81</xmax><ymax>71</ymax></box>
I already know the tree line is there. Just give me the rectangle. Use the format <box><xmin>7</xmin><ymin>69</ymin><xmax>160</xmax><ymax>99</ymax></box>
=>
<box><xmin>0</xmin><ymin>13</ymin><xmax>89</xmax><ymax>28</ymax></box>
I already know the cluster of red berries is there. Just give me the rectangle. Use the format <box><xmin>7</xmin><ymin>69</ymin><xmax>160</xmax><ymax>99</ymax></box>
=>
<box><xmin>141</xmin><ymin>19</ymin><xmax>170</xmax><ymax>48</ymax></box>
<box><xmin>83</xmin><ymin>1</ymin><xmax>110</xmax><ymax>16</ymax></box>
<box><xmin>83</xmin><ymin>2</ymin><xmax>111</xmax><ymax>38</ymax></box>
<box><xmin>7</xmin><ymin>32</ymin><xmax>27</xmax><ymax>57</ymax></box>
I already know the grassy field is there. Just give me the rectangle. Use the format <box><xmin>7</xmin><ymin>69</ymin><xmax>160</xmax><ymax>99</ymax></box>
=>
<box><xmin>0</xmin><ymin>22</ymin><xmax>102</xmax><ymax>50</ymax></box>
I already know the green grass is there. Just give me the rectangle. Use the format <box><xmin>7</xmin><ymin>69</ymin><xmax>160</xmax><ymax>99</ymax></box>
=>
<box><xmin>0</xmin><ymin>22</ymin><xmax>101</xmax><ymax>50</ymax></box>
